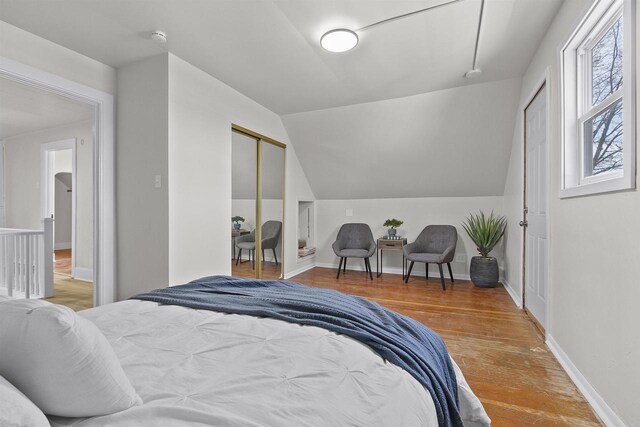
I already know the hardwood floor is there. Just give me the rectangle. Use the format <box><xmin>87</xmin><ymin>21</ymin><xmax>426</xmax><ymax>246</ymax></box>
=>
<box><xmin>54</xmin><ymin>249</ymin><xmax>72</xmax><ymax>275</ymax></box>
<box><xmin>231</xmin><ymin>258</ymin><xmax>282</xmax><ymax>279</ymax></box>
<box><xmin>288</xmin><ymin>267</ymin><xmax>601</xmax><ymax>426</ymax></box>
<box><xmin>44</xmin><ymin>273</ymin><xmax>93</xmax><ymax>311</ymax></box>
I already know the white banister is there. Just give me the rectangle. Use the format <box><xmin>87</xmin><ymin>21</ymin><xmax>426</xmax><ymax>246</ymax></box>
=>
<box><xmin>0</xmin><ymin>218</ymin><xmax>54</xmax><ymax>299</ymax></box>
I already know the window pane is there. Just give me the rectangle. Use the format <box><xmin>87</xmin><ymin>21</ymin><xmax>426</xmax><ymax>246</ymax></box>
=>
<box><xmin>591</xmin><ymin>17</ymin><xmax>623</xmax><ymax>105</ymax></box>
<box><xmin>584</xmin><ymin>99</ymin><xmax>623</xmax><ymax>176</ymax></box>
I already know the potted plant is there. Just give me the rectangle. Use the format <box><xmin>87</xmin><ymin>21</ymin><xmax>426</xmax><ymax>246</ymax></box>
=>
<box><xmin>383</xmin><ymin>218</ymin><xmax>404</xmax><ymax>237</ymax></box>
<box><xmin>462</xmin><ymin>211</ymin><xmax>506</xmax><ymax>288</ymax></box>
<box><xmin>232</xmin><ymin>216</ymin><xmax>245</xmax><ymax>230</ymax></box>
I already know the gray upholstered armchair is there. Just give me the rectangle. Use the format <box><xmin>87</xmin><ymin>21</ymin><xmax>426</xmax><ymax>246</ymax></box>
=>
<box><xmin>332</xmin><ymin>223</ymin><xmax>376</xmax><ymax>279</ymax></box>
<box><xmin>235</xmin><ymin>220</ymin><xmax>282</xmax><ymax>268</ymax></box>
<box><xmin>403</xmin><ymin>225</ymin><xmax>457</xmax><ymax>290</ymax></box>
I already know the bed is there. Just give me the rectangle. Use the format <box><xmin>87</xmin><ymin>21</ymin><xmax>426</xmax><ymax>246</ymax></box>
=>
<box><xmin>44</xmin><ymin>276</ymin><xmax>490</xmax><ymax>427</ymax></box>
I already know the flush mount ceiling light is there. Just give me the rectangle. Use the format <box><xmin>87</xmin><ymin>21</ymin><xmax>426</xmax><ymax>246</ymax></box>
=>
<box><xmin>320</xmin><ymin>29</ymin><xmax>359</xmax><ymax>53</ymax></box>
<box><xmin>319</xmin><ymin>0</ymin><xmax>485</xmax><ymax>79</ymax></box>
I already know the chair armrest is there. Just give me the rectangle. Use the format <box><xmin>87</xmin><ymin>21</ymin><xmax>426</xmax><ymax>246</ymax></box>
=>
<box><xmin>440</xmin><ymin>244</ymin><xmax>457</xmax><ymax>263</ymax></box>
<box><xmin>367</xmin><ymin>241</ymin><xmax>376</xmax><ymax>257</ymax></box>
<box><xmin>403</xmin><ymin>242</ymin><xmax>417</xmax><ymax>257</ymax></box>
<box><xmin>332</xmin><ymin>240</ymin><xmax>343</xmax><ymax>255</ymax></box>
<box><xmin>235</xmin><ymin>233</ymin><xmax>254</xmax><ymax>246</ymax></box>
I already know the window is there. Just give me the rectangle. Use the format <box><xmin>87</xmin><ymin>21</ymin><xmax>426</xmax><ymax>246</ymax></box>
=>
<box><xmin>561</xmin><ymin>0</ymin><xmax>636</xmax><ymax>197</ymax></box>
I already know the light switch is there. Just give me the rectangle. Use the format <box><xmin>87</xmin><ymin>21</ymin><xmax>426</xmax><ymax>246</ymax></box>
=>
<box><xmin>154</xmin><ymin>175</ymin><xmax>162</xmax><ymax>188</ymax></box>
<box><xmin>455</xmin><ymin>254</ymin><xmax>466</xmax><ymax>263</ymax></box>
<box><xmin>345</xmin><ymin>209</ymin><xmax>353</xmax><ymax>217</ymax></box>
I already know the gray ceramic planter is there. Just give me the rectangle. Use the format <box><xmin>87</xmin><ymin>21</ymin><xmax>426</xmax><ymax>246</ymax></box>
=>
<box><xmin>470</xmin><ymin>256</ymin><xmax>499</xmax><ymax>288</ymax></box>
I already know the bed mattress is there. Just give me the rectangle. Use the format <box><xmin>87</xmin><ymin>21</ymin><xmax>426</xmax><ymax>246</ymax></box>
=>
<box><xmin>49</xmin><ymin>300</ymin><xmax>489</xmax><ymax>426</ymax></box>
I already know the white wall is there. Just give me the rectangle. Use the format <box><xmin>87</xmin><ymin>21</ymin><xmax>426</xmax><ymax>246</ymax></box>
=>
<box><xmin>502</xmin><ymin>1</ymin><xmax>640</xmax><ymax>424</ymax></box>
<box><xmin>167</xmin><ymin>54</ymin><xmax>315</xmax><ymax>285</ymax></box>
<box><xmin>0</xmin><ymin>21</ymin><xmax>116</xmax><ymax>95</ymax></box>
<box><xmin>315</xmin><ymin>196</ymin><xmax>504</xmax><ymax>278</ymax></box>
<box><xmin>116</xmin><ymin>54</ymin><xmax>169</xmax><ymax>299</ymax></box>
<box><xmin>3</xmin><ymin>121</ymin><xmax>93</xmax><ymax>270</ymax></box>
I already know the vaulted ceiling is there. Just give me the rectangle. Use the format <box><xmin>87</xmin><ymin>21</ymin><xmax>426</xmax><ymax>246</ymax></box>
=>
<box><xmin>0</xmin><ymin>0</ymin><xmax>562</xmax><ymax>115</ymax></box>
<box><xmin>0</xmin><ymin>0</ymin><xmax>562</xmax><ymax>199</ymax></box>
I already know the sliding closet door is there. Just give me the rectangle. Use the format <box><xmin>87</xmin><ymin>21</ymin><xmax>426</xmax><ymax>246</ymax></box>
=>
<box><xmin>231</xmin><ymin>131</ymin><xmax>258</xmax><ymax>278</ymax></box>
<box><xmin>259</xmin><ymin>141</ymin><xmax>285</xmax><ymax>279</ymax></box>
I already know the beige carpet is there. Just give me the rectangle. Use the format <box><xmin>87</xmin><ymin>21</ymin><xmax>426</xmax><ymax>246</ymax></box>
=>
<box><xmin>44</xmin><ymin>273</ymin><xmax>93</xmax><ymax>311</ymax></box>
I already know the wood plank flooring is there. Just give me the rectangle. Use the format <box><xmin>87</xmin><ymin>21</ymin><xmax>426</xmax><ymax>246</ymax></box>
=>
<box><xmin>231</xmin><ymin>259</ymin><xmax>282</xmax><ymax>279</ymax></box>
<box><xmin>288</xmin><ymin>267</ymin><xmax>601</xmax><ymax>427</ymax></box>
<box><xmin>44</xmin><ymin>273</ymin><xmax>93</xmax><ymax>311</ymax></box>
<box><xmin>54</xmin><ymin>249</ymin><xmax>72</xmax><ymax>275</ymax></box>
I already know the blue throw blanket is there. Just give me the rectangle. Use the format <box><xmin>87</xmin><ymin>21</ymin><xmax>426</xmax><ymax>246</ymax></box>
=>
<box><xmin>133</xmin><ymin>275</ymin><xmax>462</xmax><ymax>427</ymax></box>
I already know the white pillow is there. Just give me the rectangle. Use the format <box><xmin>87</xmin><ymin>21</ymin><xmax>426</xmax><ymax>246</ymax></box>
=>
<box><xmin>0</xmin><ymin>374</ymin><xmax>49</xmax><ymax>427</ymax></box>
<box><xmin>0</xmin><ymin>298</ymin><xmax>142</xmax><ymax>417</ymax></box>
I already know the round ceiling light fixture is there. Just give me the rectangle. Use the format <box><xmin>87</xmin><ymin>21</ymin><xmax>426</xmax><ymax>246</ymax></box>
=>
<box><xmin>150</xmin><ymin>30</ymin><xmax>167</xmax><ymax>44</ymax></box>
<box><xmin>320</xmin><ymin>29</ymin><xmax>359</xmax><ymax>53</ymax></box>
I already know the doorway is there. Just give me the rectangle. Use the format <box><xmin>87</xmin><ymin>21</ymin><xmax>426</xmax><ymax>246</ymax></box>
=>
<box><xmin>41</xmin><ymin>140</ymin><xmax>76</xmax><ymax>278</ymax></box>
<box><xmin>522</xmin><ymin>81</ymin><xmax>549</xmax><ymax>332</ymax></box>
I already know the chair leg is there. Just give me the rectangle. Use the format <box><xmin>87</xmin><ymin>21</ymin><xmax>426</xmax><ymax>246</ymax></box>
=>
<box><xmin>273</xmin><ymin>248</ymin><xmax>278</xmax><ymax>266</ymax></box>
<box><xmin>405</xmin><ymin>261</ymin><xmax>414</xmax><ymax>283</ymax></box>
<box><xmin>366</xmin><ymin>258</ymin><xmax>373</xmax><ymax>280</ymax></box>
<box><xmin>251</xmin><ymin>250</ymin><xmax>255</xmax><ymax>269</ymax></box>
<box><xmin>343</xmin><ymin>258</ymin><xmax>347</xmax><ymax>273</ymax></box>
<box><xmin>438</xmin><ymin>264</ymin><xmax>445</xmax><ymax>290</ymax></box>
<box><xmin>262</xmin><ymin>249</ymin><xmax>265</xmax><ymax>264</ymax></box>
<box><xmin>425</xmin><ymin>263</ymin><xmax>429</xmax><ymax>280</ymax></box>
<box><xmin>337</xmin><ymin>258</ymin><xmax>344</xmax><ymax>279</ymax></box>
<box><xmin>236</xmin><ymin>249</ymin><xmax>242</xmax><ymax>265</ymax></box>
<box><xmin>447</xmin><ymin>263</ymin><xmax>454</xmax><ymax>283</ymax></box>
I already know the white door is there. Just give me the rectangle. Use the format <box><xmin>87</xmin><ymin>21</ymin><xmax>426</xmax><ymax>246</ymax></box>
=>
<box><xmin>524</xmin><ymin>85</ymin><xmax>548</xmax><ymax>330</ymax></box>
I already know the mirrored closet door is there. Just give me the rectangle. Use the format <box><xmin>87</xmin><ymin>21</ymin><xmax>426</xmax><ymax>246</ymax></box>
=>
<box><xmin>231</xmin><ymin>125</ymin><xmax>285</xmax><ymax>279</ymax></box>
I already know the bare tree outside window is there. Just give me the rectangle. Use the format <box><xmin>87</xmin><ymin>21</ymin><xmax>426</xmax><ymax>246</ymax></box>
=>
<box><xmin>586</xmin><ymin>17</ymin><xmax>623</xmax><ymax>176</ymax></box>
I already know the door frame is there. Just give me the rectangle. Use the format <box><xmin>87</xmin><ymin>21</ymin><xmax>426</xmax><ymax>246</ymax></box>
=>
<box><xmin>521</xmin><ymin>67</ymin><xmax>551</xmax><ymax>333</ymax></box>
<box><xmin>41</xmin><ymin>139</ymin><xmax>77</xmax><ymax>278</ymax></box>
<box><xmin>0</xmin><ymin>56</ymin><xmax>115</xmax><ymax>306</ymax></box>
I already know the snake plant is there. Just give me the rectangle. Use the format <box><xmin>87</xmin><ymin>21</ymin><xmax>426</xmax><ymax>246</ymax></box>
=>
<box><xmin>462</xmin><ymin>211</ymin><xmax>507</xmax><ymax>258</ymax></box>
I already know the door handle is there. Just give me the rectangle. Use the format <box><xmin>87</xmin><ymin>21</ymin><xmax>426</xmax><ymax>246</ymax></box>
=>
<box><xmin>519</xmin><ymin>220</ymin><xmax>528</xmax><ymax>227</ymax></box>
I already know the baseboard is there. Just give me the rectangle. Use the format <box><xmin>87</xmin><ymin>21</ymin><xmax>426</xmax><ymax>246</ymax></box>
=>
<box><xmin>546</xmin><ymin>335</ymin><xmax>624</xmax><ymax>426</ymax></box>
<box><xmin>501</xmin><ymin>278</ymin><xmax>522</xmax><ymax>308</ymax></box>
<box><xmin>315</xmin><ymin>262</ymin><xmax>471</xmax><ymax>281</ymax></box>
<box><xmin>284</xmin><ymin>262</ymin><xmax>315</xmax><ymax>279</ymax></box>
<box><xmin>73</xmin><ymin>267</ymin><xmax>93</xmax><ymax>282</ymax></box>
<box><xmin>54</xmin><ymin>242</ymin><xmax>71</xmax><ymax>250</ymax></box>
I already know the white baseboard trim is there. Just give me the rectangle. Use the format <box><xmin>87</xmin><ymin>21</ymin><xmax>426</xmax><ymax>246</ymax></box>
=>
<box><xmin>73</xmin><ymin>267</ymin><xmax>93</xmax><ymax>282</ymax></box>
<box><xmin>501</xmin><ymin>278</ymin><xmax>522</xmax><ymax>308</ymax></box>
<box><xmin>315</xmin><ymin>262</ymin><xmax>471</xmax><ymax>281</ymax></box>
<box><xmin>546</xmin><ymin>335</ymin><xmax>624</xmax><ymax>427</ymax></box>
<box><xmin>284</xmin><ymin>262</ymin><xmax>316</xmax><ymax>279</ymax></box>
<box><xmin>54</xmin><ymin>242</ymin><xmax>71</xmax><ymax>250</ymax></box>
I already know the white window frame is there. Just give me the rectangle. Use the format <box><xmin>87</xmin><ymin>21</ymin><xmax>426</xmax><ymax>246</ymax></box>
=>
<box><xmin>560</xmin><ymin>0</ymin><xmax>636</xmax><ymax>198</ymax></box>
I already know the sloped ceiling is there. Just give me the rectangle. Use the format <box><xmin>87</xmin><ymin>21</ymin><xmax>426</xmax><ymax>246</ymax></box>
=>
<box><xmin>0</xmin><ymin>0</ymin><xmax>561</xmax><ymax>115</ymax></box>
<box><xmin>282</xmin><ymin>78</ymin><xmax>522</xmax><ymax>199</ymax></box>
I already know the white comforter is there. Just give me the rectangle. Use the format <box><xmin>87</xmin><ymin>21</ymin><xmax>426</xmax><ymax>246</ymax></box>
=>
<box><xmin>49</xmin><ymin>300</ymin><xmax>490</xmax><ymax>427</ymax></box>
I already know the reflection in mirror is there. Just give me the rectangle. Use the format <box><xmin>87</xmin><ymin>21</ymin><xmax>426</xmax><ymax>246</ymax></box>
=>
<box><xmin>231</xmin><ymin>131</ymin><xmax>257</xmax><ymax>278</ymax></box>
<box><xmin>259</xmin><ymin>141</ymin><xmax>285</xmax><ymax>279</ymax></box>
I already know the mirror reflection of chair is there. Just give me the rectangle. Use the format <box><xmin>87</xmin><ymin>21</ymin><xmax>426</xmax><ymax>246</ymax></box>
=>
<box><xmin>403</xmin><ymin>225</ymin><xmax>457</xmax><ymax>290</ymax></box>
<box><xmin>332</xmin><ymin>223</ymin><xmax>376</xmax><ymax>279</ymax></box>
<box><xmin>235</xmin><ymin>221</ymin><xmax>282</xmax><ymax>269</ymax></box>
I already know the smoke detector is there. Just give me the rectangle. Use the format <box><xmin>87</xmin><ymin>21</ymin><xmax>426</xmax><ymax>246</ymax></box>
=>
<box><xmin>150</xmin><ymin>31</ymin><xmax>167</xmax><ymax>44</ymax></box>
